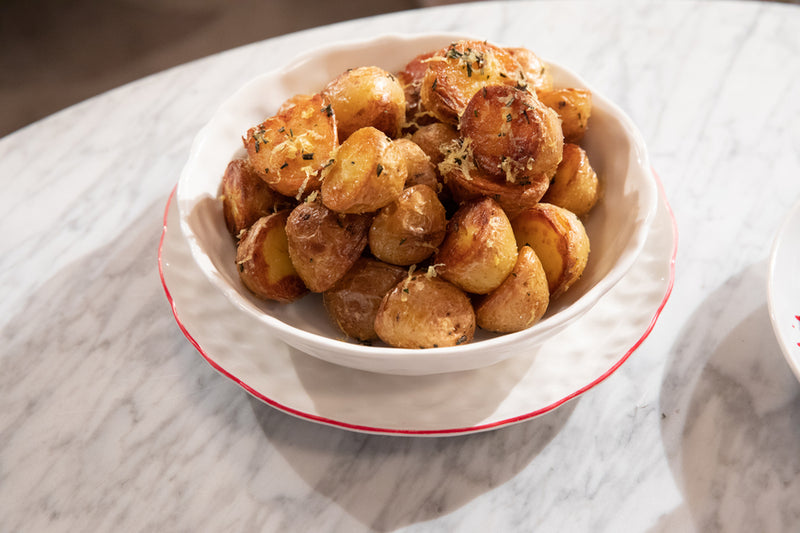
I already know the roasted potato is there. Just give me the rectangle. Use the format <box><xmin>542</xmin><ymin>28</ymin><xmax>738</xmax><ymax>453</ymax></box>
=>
<box><xmin>460</xmin><ymin>84</ymin><xmax>563</xmax><ymax>183</ymax></box>
<box><xmin>369</xmin><ymin>184</ymin><xmax>447</xmax><ymax>266</ymax></box>
<box><xmin>323</xmin><ymin>257</ymin><xmax>407</xmax><ymax>341</ymax></box>
<box><xmin>541</xmin><ymin>143</ymin><xmax>600</xmax><ymax>217</ymax></box>
<box><xmin>506</xmin><ymin>47</ymin><xmax>554</xmax><ymax>95</ymax></box>
<box><xmin>220</xmin><ymin>159</ymin><xmax>293</xmax><ymax>237</ymax></box>
<box><xmin>374</xmin><ymin>273</ymin><xmax>475</xmax><ymax>348</ymax></box>
<box><xmin>474</xmin><ymin>245</ymin><xmax>549</xmax><ymax>333</ymax></box>
<box><xmin>420</xmin><ymin>40</ymin><xmax>527</xmax><ymax>125</ymax></box>
<box><xmin>236</xmin><ymin>210</ymin><xmax>307</xmax><ymax>303</ymax></box>
<box><xmin>409</xmin><ymin>122</ymin><xmax>460</xmax><ymax>167</ymax></box>
<box><xmin>511</xmin><ymin>203</ymin><xmax>590</xmax><ymax>299</ymax></box>
<box><xmin>243</xmin><ymin>93</ymin><xmax>337</xmax><ymax>199</ymax></box>
<box><xmin>538</xmin><ymin>88</ymin><xmax>592</xmax><ymax>144</ymax></box>
<box><xmin>285</xmin><ymin>200</ymin><xmax>372</xmax><ymax>292</ymax></box>
<box><xmin>435</xmin><ymin>197</ymin><xmax>518</xmax><ymax>294</ymax></box>
<box><xmin>323</xmin><ymin>66</ymin><xmax>406</xmax><ymax>140</ymax></box>
<box><xmin>321</xmin><ymin>126</ymin><xmax>407</xmax><ymax>214</ymax></box>
<box><xmin>392</xmin><ymin>138</ymin><xmax>440</xmax><ymax>191</ymax></box>
<box><xmin>439</xmin><ymin>142</ymin><xmax>548</xmax><ymax>219</ymax></box>
<box><xmin>396</xmin><ymin>51</ymin><xmax>437</xmax><ymax>128</ymax></box>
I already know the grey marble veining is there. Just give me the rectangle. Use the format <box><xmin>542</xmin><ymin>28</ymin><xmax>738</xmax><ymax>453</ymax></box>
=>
<box><xmin>2</xmin><ymin>1</ymin><xmax>800</xmax><ymax>531</ymax></box>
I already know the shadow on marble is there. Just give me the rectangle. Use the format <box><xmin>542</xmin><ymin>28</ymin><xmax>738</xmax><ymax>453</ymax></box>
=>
<box><xmin>250</xmin><ymin>394</ymin><xmax>576</xmax><ymax>531</ymax></box>
<box><xmin>656</xmin><ymin>260</ymin><xmax>800</xmax><ymax>532</ymax></box>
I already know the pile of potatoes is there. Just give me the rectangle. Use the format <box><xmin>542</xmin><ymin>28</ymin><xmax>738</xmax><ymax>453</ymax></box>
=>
<box><xmin>220</xmin><ymin>39</ymin><xmax>600</xmax><ymax>349</ymax></box>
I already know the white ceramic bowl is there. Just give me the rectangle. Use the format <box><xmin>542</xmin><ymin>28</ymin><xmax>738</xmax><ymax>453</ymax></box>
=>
<box><xmin>177</xmin><ymin>33</ymin><xmax>658</xmax><ymax>375</ymax></box>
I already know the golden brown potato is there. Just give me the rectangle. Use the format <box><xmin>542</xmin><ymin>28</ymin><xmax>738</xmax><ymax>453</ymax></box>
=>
<box><xmin>511</xmin><ymin>203</ymin><xmax>590</xmax><ymax>299</ymax></box>
<box><xmin>409</xmin><ymin>122</ymin><xmax>460</xmax><ymax>167</ymax></box>
<box><xmin>435</xmin><ymin>197</ymin><xmax>518</xmax><ymax>294</ymax></box>
<box><xmin>323</xmin><ymin>257</ymin><xmax>407</xmax><ymax>341</ymax></box>
<box><xmin>420</xmin><ymin>40</ymin><xmax>527</xmax><ymax>125</ymax></box>
<box><xmin>243</xmin><ymin>93</ymin><xmax>337</xmax><ymax>199</ymax></box>
<box><xmin>321</xmin><ymin>126</ymin><xmax>407</xmax><ymax>214</ymax></box>
<box><xmin>505</xmin><ymin>47</ymin><xmax>554</xmax><ymax>95</ymax></box>
<box><xmin>474</xmin><ymin>246</ymin><xmax>549</xmax><ymax>333</ymax></box>
<box><xmin>538</xmin><ymin>88</ymin><xmax>592</xmax><ymax>144</ymax></box>
<box><xmin>392</xmin><ymin>138</ymin><xmax>440</xmax><ymax>191</ymax></box>
<box><xmin>236</xmin><ymin>210</ymin><xmax>308</xmax><ymax>303</ymax></box>
<box><xmin>541</xmin><ymin>143</ymin><xmax>600</xmax><ymax>217</ymax></box>
<box><xmin>438</xmin><ymin>140</ymin><xmax>548</xmax><ymax>219</ymax></box>
<box><xmin>369</xmin><ymin>184</ymin><xmax>447</xmax><ymax>266</ymax></box>
<box><xmin>323</xmin><ymin>66</ymin><xmax>406</xmax><ymax>140</ymax></box>
<box><xmin>220</xmin><ymin>159</ymin><xmax>293</xmax><ymax>237</ymax></box>
<box><xmin>396</xmin><ymin>51</ymin><xmax>437</xmax><ymax>128</ymax></box>
<box><xmin>285</xmin><ymin>200</ymin><xmax>372</xmax><ymax>292</ymax></box>
<box><xmin>374</xmin><ymin>273</ymin><xmax>475</xmax><ymax>348</ymax></box>
<box><xmin>460</xmin><ymin>84</ymin><xmax>563</xmax><ymax>183</ymax></box>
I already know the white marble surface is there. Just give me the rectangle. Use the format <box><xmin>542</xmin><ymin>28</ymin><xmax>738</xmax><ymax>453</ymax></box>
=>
<box><xmin>2</xmin><ymin>0</ymin><xmax>800</xmax><ymax>531</ymax></box>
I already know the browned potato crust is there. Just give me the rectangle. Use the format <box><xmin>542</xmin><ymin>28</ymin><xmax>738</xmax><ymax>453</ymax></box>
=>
<box><xmin>541</xmin><ymin>143</ymin><xmax>599</xmax><ymax>217</ymax></box>
<box><xmin>374</xmin><ymin>274</ymin><xmax>475</xmax><ymax>348</ymax></box>
<box><xmin>392</xmin><ymin>138</ymin><xmax>440</xmax><ymax>191</ymax></box>
<box><xmin>220</xmin><ymin>159</ymin><xmax>293</xmax><ymax>237</ymax></box>
<box><xmin>243</xmin><ymin>93</ymin><xmax>337</xmax><ymax>198</ymax></box>
<box><xmin>460</xmin><ymin>84</ymin><xmax>563</xmax><ymax>183</ymax></box>
<box><xmin>420</xmin><ymin>40</ymin><xmax>527</xmax><ymax>125</ymax></box>
<box><xmin>323</xmin><ymin>257</ymin><xmax>407</xmax><ymax>341</ymax></box>
<box><xmin>323</xmin><ymin>66</ymin><xmax>406</xmax><ymax>140</ymax></box>
<box><xmin>285</xmin><ymin>201</ymin><xmax>372</xmax><ymax>292</ymax></box>
<box><xmin>505</xmin><ymin>47</ymin><xmax>554</xmax><ymax>95</ymax></box>
<box><xmin>538</xmin><ymin>88</ymin><xmax>592</xmax><ymax>144</ymax></box>
<box><xmin>474</xmin><ymin>246</ymin><xmax>549</xmax><ymax>333</ymax></box>
<box><xmin>236</xmin><ymin>210</ymin><xmax>308</xmax><ymax>303</ymax></box>
<box><xmin>511</xmin><ymin>203</ymin><xmax>590</xmax><ymax>299</ymax></box>
<box><xmin>408</xmin><ymin>122</ymin><xmax>460</xmax><ymax>167</ymax></box>
<box><xmin>369</xmin><ymin>184</ymin><xmax>447</xmax><ymax>266</ymax></box>
<box><xmin>396</xmin><ymin>51</ymin><xmax>437</xmax><ymax>128</ymax></box>
<box><xmin>435</xmin><ymin>197</ymin><xmax>518</xmax><ymax>294</ymax></box>
<box><xmin>322</xmin><ymin>126</ymin><xmax>407</xmax><ymax>214</ymax></box>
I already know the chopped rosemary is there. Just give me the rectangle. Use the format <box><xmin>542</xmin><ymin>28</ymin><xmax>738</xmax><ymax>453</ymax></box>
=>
<box><xmin>376</xmin><ymin>163</ymin><xmax>384</xmax><ymax>176</ymax></box>
<box><xmin>302</xmin><ymin>153</ymin><xmax>314</xmax><ymax>160</ymax></box>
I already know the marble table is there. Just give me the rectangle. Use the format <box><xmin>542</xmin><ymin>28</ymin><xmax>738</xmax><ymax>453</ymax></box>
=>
<box><xmin>2</xmin><ymin>1</ymin><xmax>800</xmax><ymax>531</ymax></box>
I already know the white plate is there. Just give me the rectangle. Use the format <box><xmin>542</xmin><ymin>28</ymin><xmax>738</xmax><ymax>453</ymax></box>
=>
<box><xmin>768</xmin><ymin>199</ymin><xmax>800</xmax><ymax>381</ymax></box>
<box><xmin>175</xmin><ymin>32</ymin><xmax>659</xmax><ymax>375</ymax></box>
<box><xmin>159</xmin><ymin>176</ymin><xmax>676</xmax><ymax>436</ymax></box>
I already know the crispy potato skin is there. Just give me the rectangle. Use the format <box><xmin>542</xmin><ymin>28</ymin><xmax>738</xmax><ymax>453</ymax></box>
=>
<box><xmin>435</xmin><ymin>197</ymin><xmax>518</xmax><ymax>294</ymax></box>
<box><xmin>220</xmin><ymin>159</ymin><xmax>293</xmax><ymax>237</ymax></box>
<box><xmin>541</xmin><ymin>143</ymin><xmax>599</xmax><ymax>217</ymax></box>
<box><xmin>243</xmin><ymin>93</ymin><xmax>337</xmax><ymax>198</ymax></box>
<box><xmin>285</xmin><ymin>201</ymin><xmax>372</xmax><ymax>292</ymax></box>
<box><xmin>392</xmin><ymin>138</ymin><xmax>440</xmax><ymax>191</ymax></box>
<box><xmin>322</xmin><ymin>126</ymin><xmax>407</xmax><ymax>214</ymax></box>
<box><xmin>396</xmin><ymin>51</ymin><xmax>438</xmax><ymax>128</ymax></box>
<box><xmin>323</xmin><ymin>257</ymin><xmax>407</xmax><ymax>341</ymax></box>
<box><xmin>236</xmin><ymin>211</ymin><xmax>308</xmax><ymax>303</ymax></box>
<box><xmin>323</xmin><ymin>66</ymin><xmax>406</xmax><ymax>140</ymax></box>
<box><xmin>460</xmin><ymin>84</ymin><xmax>563</xmax><ymax>183</ymax></box>
<box><xmin>374</xmin><ymin>274</ymin><xmax>475</xmax><ymax>348</ymax></box>
<box><xmin>506</xmin><ymin>47</ymin><xmax>554</xmax><ymax>95</ymax></box>
<box><xmin>538</xmin><ymin>88</ymin><xmax>592</xmax><ymax>144</ymax></box>
<box><xmin>420</xmin><ymin>40</ymin><xmax>527</xmax><ymax>125</ymax></box>
<box><xmin>511</xmin><ymin>203</ymin><xmax>590</xmax><ymax>299</ymax></box>
<box><xmin>474</xmin><ymin>246</ymin><xmax>549</xmax><ymax>333</ymax></box>
<box><xmin>369</xmin><ymin>184</ymin><xmax>447</xmax><ymax>266</ymax></box>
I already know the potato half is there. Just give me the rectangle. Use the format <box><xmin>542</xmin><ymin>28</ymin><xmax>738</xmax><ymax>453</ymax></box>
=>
<box><xmin>236</xmin><ymin>210</ymin><xmax>307</xmax><ymax>303</ymax></box>
<box><xmin>220</xmin><ymin>159</ymin><xmax>293</xmax><ymax>237</ymax></box>
<box><xmin>435</xmin><ymin>196</ymin><xmax>518</xmax><ymax>294</ymax></box>
<box><xmin>511</xmin><ymin>203</ymin><xmax>590</xmax><ymax>299</ymax></box>
<box><xmin>285</xmin><ymin>200</ymin><xmax>372</xmax><ymax>292</ymax></box>
<box><xmin>541</xmin><ymin>143</ymin><xmax>600</xmax><ymax>217</ymax></box>
<box><xmin>369</xmin><ymin>184</ymin><xmax>447</xmax><ymax>266</ymax></box>
<box><xmin>374</xmin><ymin>273</ymin><xmax>475</xmax><ymax>349</ymax></box>
<box><xmin>321</xmin><ymin>126</ymin><xmax>407</xmax><ymax>214</ymax></box>
<box><xmin>243</xmin><ymin>93</ymin><xmax>337</xmax><ymax>199</ymax></box>
<box><xmin>323</xmin><ymin>66</ymin><xmax>406</xmax><ymax>140</ymax></box>
<box><xmin>474</xmin><ymin>246</ymin><xmax>549</xmax><ymax>333</ymax></box>
<box><xmin>323</xmin><ymin>257</ymin><xmax>407</xmax><ymax>341</ymax></box>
